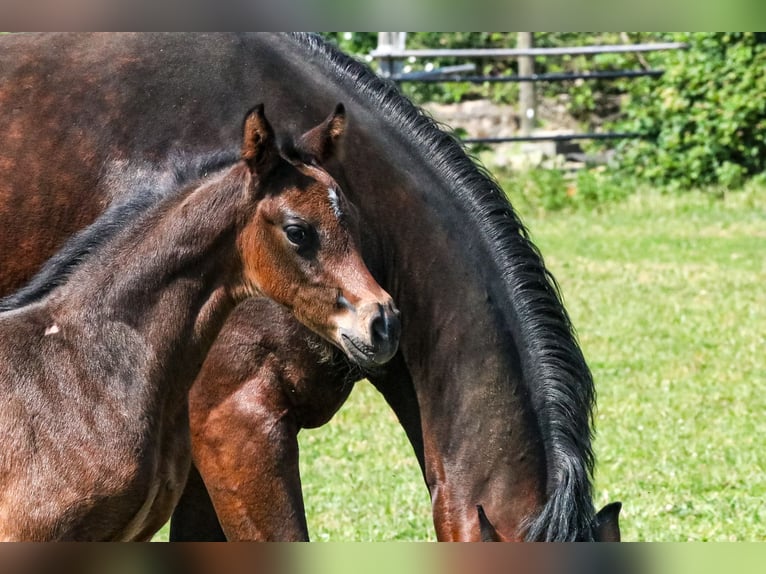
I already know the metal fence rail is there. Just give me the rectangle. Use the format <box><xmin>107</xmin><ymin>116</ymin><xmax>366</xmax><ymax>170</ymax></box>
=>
<box><xmin>371</xmin><ymin>42</ymin><xmax>687</xmax><ymax>60</ymax></box>
<box><xmin>461</xmin><ymin>132</ymin><xmax>645</xmax><ymax>145</ymax></box>
<box><xmin>393</xmin><ymin>69</ymin><xmax>666</xmax><ymax>84</ymax></box>
<box><xmin>371</xmin><ymin>34</ymin><xmax>686</xmax><ymax>144</ymax></box>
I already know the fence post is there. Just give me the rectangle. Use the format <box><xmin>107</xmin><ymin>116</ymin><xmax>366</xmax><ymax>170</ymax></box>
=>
<box><xmin>517</xmin><ymin>32</ymin><xmax>536</xmax><ymax>136</ymax></box>
<box><xmin>377</xmin><ymin>32</ymin><xmax>407</xmax><ymax>78</ymax></box>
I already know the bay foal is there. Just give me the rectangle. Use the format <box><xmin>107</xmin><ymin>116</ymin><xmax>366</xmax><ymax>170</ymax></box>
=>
<box><xmin>0</xmin><ymin>104</ymin><xmax>399</xmax><ymax>540</ymax></box>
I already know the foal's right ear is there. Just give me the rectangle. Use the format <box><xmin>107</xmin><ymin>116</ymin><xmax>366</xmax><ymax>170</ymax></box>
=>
<box><xmin>241</xmin><ymin>104</ymin><xmax>280</xmax><ymax>178</ymax></box>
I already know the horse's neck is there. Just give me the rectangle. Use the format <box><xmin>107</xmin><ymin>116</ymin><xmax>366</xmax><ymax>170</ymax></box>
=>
<box><xmin>60</xmin><ymin>170</ymin><xmax>247</xmax><ymax>373</ymax></box>
<box><xmin>353</xmin><ymin>161</ymin><xmax>549</xmax><ymax>538</ymax></box>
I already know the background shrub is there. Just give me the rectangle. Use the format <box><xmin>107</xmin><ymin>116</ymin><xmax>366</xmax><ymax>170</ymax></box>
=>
<box><xmin>612</xmin><ymin>33</ymin><xmax>766</xmax><ymax>189</ymax></box>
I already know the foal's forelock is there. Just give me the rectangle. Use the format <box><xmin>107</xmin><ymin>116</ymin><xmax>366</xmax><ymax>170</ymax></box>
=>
<box><xmin>326</xmin><ymin>186</ymin><xmax>343</xmax><ymax>220</ymax></box>
<box><xmin>289</xmin><ymin>163</ymin><xmax>348</xmax><ymax>226</ymax></box>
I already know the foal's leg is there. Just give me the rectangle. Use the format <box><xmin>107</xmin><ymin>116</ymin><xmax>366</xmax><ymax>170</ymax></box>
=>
<box><xmin>171</xmin><ymin>298</ymin><xmax>356</xmax><ymax>541</ymax></box>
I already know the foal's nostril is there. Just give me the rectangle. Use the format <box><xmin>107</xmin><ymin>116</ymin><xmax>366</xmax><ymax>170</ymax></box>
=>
<box><xmin>371</xmin><ymin>308</ymin><xmax>387</xmax><ymax>343</ymax></box>
<box><xmin>340</xmin><ymin>302</ymin><xmax>400</xmax><ymax>367</ymax></box>
<box><xmin>371</xmin><ymin>303</ymin><xmax>400</xmax><ymax>346</ymax></box>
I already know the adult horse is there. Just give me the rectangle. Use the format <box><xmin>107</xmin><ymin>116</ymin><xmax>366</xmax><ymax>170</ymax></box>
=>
<box><xmin>0</xmin><ymin>33</ymin><xmax>620</xmax><ymax>541</ymax></box>
<box><xmin>0</xmin><ymin>104</ymin><xmax>399</xmax><ymax>540</ymax></box>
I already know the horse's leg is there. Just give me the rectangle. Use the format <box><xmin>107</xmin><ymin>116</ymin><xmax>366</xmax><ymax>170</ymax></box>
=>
<box><xmin>171</xmin><ymin>298</ymin><xmax>356</xmax><ymax>541</ymax></box>
<box><xmin>169</xmin><ymin>464</ymin><xmax>226</xmax><ymax>541</ymax></box>
<box><xmin>188</xmin><ymin>358</ymin><xmax>309</xmax><ymax>541</ymax></box>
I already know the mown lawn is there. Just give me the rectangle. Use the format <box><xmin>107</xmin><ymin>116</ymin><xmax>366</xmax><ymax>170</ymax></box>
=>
<box><xmin>156</xmin><ymin>185</ymin><xmax>765</xmax><ymax>541</ymax></box>
<box><xmin>530</xmin><ymin>188</ymin><xmax>766</xmax><ymax>542</ymax></box>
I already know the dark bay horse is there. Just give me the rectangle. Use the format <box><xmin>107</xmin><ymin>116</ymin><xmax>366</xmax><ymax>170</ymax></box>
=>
<box><xmin>0</xmin><ymin>105</ymin><xmax>399</xmax><ymax>540</ymax></box>
<box><xmin>0</xmin><ymin>33</ymin><xmax>620</xmax><ymax>541</ymax></box>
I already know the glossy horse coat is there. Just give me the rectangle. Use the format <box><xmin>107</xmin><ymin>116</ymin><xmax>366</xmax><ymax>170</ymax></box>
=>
<box><xmin>0</xmin><ymin>105</ymin><xmax>397</xmax><ymax>540</ymax></box>
<box><xmin>0</xmin><ymin>33</ymin><xmax>619</xmax><ymax>541</ymax></box>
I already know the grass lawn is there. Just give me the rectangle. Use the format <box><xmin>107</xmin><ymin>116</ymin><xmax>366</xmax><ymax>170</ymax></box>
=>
<box><xmin>529</xmin><ymin>188</ymin><xmax>766</xmax><ymax>542</ymax></box>
<box><xmin>155</xmin><ymin>184</ymin><xmax>765</xmax><ymax>541</ymax></box>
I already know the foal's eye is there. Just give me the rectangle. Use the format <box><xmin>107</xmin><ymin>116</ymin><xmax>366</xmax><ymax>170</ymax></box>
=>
<box><xmin>284</xmin><ymin>224</ymin><xmax>310</xmax><ymax>247</ymax></box>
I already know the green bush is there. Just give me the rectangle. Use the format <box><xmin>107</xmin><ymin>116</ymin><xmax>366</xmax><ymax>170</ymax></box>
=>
<box><xmin>532</xmin><ymin>33</ymin><xmax>670</xmax><ymax>126</ymax></box>
<box><xmin>321</xmin><ymin>32</ymin><xmax>378</xmax><ymax>59</ymax></box>
<box><xmin>498</xmin><ymin>167</ymin><xmax>632</xmax><ymax>214</ymax></box>
<box><xmin>614</xmin><ymin>33</ymin><xmax>766</xmax><ymax>190</ymax></box>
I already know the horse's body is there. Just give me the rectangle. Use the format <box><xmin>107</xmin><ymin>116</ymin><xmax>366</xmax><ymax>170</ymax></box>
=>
<box><xmin>0</xmin><ymin>33</ymin><xmax>619</xmax><ymax>541</ymax></box>
<box><xmin>0</xmin><ymin>105</ymin><xmax>398</xmax><ymax>540</ymax></box>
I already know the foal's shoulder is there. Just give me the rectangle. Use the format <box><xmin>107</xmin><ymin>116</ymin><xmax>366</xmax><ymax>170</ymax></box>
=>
<box><xmin>0</xmin><ymin>301</ymin><xmax>81</xmax><ymax>353</ymax></box>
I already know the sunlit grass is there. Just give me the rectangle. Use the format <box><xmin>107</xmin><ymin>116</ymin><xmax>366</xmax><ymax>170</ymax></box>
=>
<box><xmin>299</xmin><ymin>384</ymin><xmax>434</xmax><ymax>541</ymax></box>
<box><xmin>523</xmin><ymin>187</ymin><xmax>766</xmax><ymax>541</ymax></box>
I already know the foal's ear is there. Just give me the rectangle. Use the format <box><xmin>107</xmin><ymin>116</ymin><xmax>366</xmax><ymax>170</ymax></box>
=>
<box><xmin>297</xmin><ymin>103</ymin><xmax>346</xmax><ymax>163</ymax></box>
<box><xmin>593</xmin><ymin>501</ymin><xmax>622</xmax><ymax>542</ymax></box>
<box><xmin>242</xmin><ymin>104</ymin><xmax>280</xmax><ymax>177</ymax></box>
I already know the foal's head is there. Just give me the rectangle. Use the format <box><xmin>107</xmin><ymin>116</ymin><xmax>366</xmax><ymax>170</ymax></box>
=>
<box><xmin>234</xmin><ymin>104</ymin><xmax>400</xmax><ymax>368</ymax></box>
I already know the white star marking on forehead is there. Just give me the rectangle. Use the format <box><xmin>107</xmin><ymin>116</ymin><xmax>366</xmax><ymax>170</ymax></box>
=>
<box><xmin>327</xmin><ymin>187</ymin><xmax>343</xmax><ymax>220</ymax></box>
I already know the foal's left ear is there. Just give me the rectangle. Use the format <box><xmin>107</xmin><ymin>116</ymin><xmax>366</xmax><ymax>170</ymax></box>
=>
<box><xmin>297</xmin><ymin>103</ymin><xmax>346</xmax><ymax>163</ymax></box>
<box><xmin>242</xmin><ymin>104</ymin><xmax>280</xmax><ymax>178</ymax></box>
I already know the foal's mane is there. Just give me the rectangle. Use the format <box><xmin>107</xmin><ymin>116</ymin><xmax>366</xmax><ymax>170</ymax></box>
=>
<box><xmin>0</xmin><ymin>151</ymin><xmax>238</xmax><ymax>313</ymax></box>
<box><xmin>289</xmin><ymin>33</ymin><xmax>597</xmax><ymax>540</ymax></box>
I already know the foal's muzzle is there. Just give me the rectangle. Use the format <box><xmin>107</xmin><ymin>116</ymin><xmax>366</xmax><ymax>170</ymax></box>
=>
<box><xmin>338</xmin><ymin>300</ymin><xmax>400</xmax><ymax>368</ymax></box>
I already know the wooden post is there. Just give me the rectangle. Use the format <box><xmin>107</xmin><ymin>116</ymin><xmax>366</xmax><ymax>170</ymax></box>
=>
<box><xmin>376</xmin><ymin>32</ymin><xmax>407</xmax><ymax>78</ymax></box>
<box><xmin>517</xmin><ymin>32</ymin><xmax>536</xmax><ymax>136</ymax></box>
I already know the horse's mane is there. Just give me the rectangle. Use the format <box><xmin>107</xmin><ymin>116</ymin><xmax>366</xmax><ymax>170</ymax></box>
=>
<box><xmin>0</xmin><ymin>150</ymin><xmax>238</xmax><ymax>313</ymax></box>
<box><xmin>289</xmin><ymin>33</ymin><xmax>597</xmax><ymax>541</ymax></box>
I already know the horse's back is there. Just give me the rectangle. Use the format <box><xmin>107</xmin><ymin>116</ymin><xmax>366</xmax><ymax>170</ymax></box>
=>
<box><xmin>0</xmin><ymin>33</ymin><xmax>290</xmax><ymax>295</ymax></box>
<box><xmin>0</xmin><ymin>33</ymin><xmax>290</xmax><ymax>158</ymax></box>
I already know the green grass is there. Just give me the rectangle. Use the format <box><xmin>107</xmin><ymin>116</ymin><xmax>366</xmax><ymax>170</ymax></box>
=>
<box><xmin>156</xmin><ymin>184</ymin><xmax>765</xmax><ymax>542</ymax></box>
<box><xmin>299</xmin><ymin>384</ymin><xmax>435</xmax><ymax>541</ymax></box>
<box><xmin>520</xmin><ymin>186</ymin><xmax>766</xmax><ymax>541</ymax></box>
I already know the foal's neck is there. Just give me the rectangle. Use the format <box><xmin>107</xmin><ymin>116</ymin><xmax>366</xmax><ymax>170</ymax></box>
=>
<box><xmin>60</xmin><ymin>164</ymin><xmax>251</xmax><ymax>360</ymax></box>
